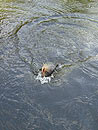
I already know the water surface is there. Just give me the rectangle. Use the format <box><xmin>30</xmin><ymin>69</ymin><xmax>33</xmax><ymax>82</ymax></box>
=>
<box><xmin>0</xmin><ymin>0</ymin><xmax>98</xmax><ymax>130</ymax></box>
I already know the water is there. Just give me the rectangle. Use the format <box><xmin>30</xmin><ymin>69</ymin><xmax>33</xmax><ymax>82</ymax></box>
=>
<box><xmin>0</xmin><ymin>0</ymin><xmax>98</xmax><ymax>129</ymax></box>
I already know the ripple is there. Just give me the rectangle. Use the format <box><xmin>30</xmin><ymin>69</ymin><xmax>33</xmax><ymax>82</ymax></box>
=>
<box><xmin>82</xmin><ymin>55</ymin><xmax>98</xmax><ymax>79</ymax></box>
<box><xmin>1</xmin><ymin>0</ymin><xmax>98</xmax><ymax>130</ymax></box>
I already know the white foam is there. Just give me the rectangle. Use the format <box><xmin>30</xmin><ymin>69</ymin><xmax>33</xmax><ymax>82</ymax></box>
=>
<box><xmin>36</xmin><ymin>71</ymin><xmax>53</xmax><ymax>84</ymax></box>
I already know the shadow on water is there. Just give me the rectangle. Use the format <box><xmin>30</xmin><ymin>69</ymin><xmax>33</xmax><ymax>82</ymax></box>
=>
<box><xmin>0</xmin><ymin>0</ymin><xmax>98</xmax><ymax>130</ymax></box>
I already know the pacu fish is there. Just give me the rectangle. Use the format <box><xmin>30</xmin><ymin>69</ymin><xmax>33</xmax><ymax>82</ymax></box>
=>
<box><xmin>41</xmin><ymin>63</ymin><xmax>58</xmax><ymax>77</ymax></box>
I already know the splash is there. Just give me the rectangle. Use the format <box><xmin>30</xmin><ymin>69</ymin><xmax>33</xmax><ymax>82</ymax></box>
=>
<box><xmin>36</xmin><ymin>71</ymin><xmax>54</xmax><ymax>84</ymax></box>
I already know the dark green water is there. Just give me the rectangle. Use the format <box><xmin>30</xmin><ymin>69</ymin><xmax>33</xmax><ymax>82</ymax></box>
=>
<box><xmin>0</xmin><ymin>0</ymin><xmax>98</xmax><ymax>130</ymax></box>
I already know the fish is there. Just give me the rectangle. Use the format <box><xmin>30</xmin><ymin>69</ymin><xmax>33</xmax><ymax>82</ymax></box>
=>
<box><xmin>41</xmin><ymin>63</ymin><xmax>58</xmax><ymax>77</ymax></box>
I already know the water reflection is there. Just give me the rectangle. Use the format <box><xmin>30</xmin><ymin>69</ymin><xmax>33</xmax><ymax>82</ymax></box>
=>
<box><xmin>0</xmin><ymin>0</ymin><xmax>98</xmax><ymax>130</ymax></box>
